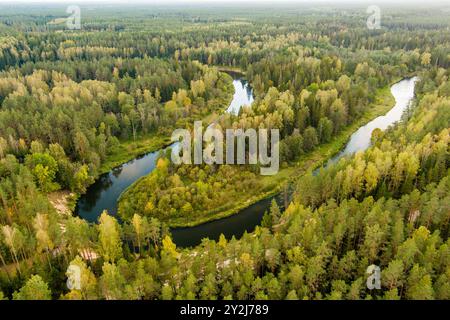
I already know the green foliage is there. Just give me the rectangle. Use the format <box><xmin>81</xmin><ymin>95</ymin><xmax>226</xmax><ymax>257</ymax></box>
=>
<box><xmin>13</xmin><ymin>275</ymin><xmax>51</xmax><ymax>300</ymax></box>
<box><xmin>25</xmin><ymin>153</ymin><xmax>60</xmax><ymax>192</ymax></box>
<box><xmin>98</xmin><ymin>212</ymin><xmax>123</xmax><ymax>263</ymax></box>
<box><xmin>0</xmin><ymin>4</ymin><xmax>449</xmax><ymax>301</ymax></box>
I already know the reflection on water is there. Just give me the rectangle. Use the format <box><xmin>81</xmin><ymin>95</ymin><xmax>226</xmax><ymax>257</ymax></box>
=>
<box><xmin>75</xmin><ymin>147</ymin><xmax>169</xmax><ymax>222</ymax></box>
<box><xmin>172</xmin><ymin>77</ymin><xmax>418</xmax><ymax>247</ymax></box>
<box><xmin>317</xmin><ymin>77</ymin><xmax>418</xmax><ymax>172</ymax></box>
<box><xmin>172</xmin><ymin>195</ymin><xmax>278</xmax><ymax>247</ymax></box>
<box><xmin>75</xmin><ymin>74</ymin><xmax>254</xmax><ymax>223</ymax></box>
<box><xmin>77</xmin><ymin>76</ymin><xmax>417</xmax><ymax>248</ymax></box>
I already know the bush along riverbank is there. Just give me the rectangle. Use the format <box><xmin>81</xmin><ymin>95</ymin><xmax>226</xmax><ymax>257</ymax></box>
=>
<box><xmin>118</xmin><ymin>78</ymin><xmax>404</xmax><ymax>227</ymax></box>
<box><xmin>68</xmin><ymin>69</ymin><xmax>236</xmax><ymax>218</ymax></box>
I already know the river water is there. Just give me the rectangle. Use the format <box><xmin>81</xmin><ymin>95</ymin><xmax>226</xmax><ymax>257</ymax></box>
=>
<box><xmin>75</xmin><ymin>75</ymin><xmax>254</xmax><ymax>223</ymax></box>
<box><xmin>76</xmin><ymin>76</ymin><xmax>417</xmax><ymax>248</ymax></box>
<box><xmin>171</xmin><ymin>77</ymin><xmax>418</xmax><ymax>247</ymax></box>
<box><xmin>325</xmin><ymin>77</ymin><xmax>418</xmax><ymax>166</ymax></box>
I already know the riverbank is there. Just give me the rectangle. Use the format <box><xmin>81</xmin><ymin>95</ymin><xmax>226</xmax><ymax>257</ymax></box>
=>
<box><xmin>71</xmin><ymin>70</ymin><xmax>236</xmax><ymax>220</ymax></box>
<box><xmin>99</xmin><ymin>135</ymin><xmax>172</xmax><ymax>175</ymax></box>
<box><xmin>134</xmin><ymin>83</ymin><xmax>397</xmax><ymax>228</ymax></box>
<box><xmin>188</xmin><ymin>81</ymin><xmax>406</xmax><ymax>229</ymax></box>
<box><xmin>99</xmin><ymin>71</ymin><xmax>236</xmax><ymax>176</ymax></box>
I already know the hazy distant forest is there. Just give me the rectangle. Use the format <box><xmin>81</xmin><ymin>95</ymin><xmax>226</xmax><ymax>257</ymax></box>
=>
<box><xmin>0</xmin><ymin>2</ymin><xmax>448</xmax><ymax>300</ymax></box>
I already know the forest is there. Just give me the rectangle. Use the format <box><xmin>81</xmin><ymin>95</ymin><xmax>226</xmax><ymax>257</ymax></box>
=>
<box><xmin>0</xmin><ymin>2</ymin><xmax>448</xmax><ymax>300</ymax></box>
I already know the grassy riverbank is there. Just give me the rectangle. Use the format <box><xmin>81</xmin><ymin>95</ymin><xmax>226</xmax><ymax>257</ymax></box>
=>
<box><xmin>120</xmin><ymin>83</ymin><xmax>397</xmax><ymax>228</ymax></box>
<box><xmin>64</xmin><ymin>70</ymin><xmax>235</xmax><ymax>218</ymax></box>
<box><xmin>99</xmin><ymin>71</ymin><xmax>236</xmax><ymax>175</ymax></box>
<box><xmin>99</xmin><ymin>135</ymin><xmax>172</xmax><ymax>175</ymax></box>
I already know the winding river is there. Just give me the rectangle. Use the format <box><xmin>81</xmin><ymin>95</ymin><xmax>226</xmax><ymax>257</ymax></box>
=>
<box><xmin>75</xmin><ymin>74</ymin><xmax>254</xmax><ymax>222</ymax></box>
<box><xmin>324</xmin><ymin>77</ymin><xmax>418</xmax><ymax>166</ymax></box>
<box><xmin>76</xmin><ymin>76</ymin><xmax>417</xmax><ymax>248</ymax></box>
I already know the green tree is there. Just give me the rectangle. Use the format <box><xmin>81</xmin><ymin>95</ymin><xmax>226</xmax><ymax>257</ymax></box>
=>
<box><xmin>13</xmin><ymin>275</ymin><xmax>51</xmax><ymax>300</ymax></box>
<box><xmin>317</xmin><ymin>117</ymin><xmax>333</xmax><ymax>143</ymax></box>
<box><xmin>303</xmin><ymin>127</ymin><xmax>319</xmax><ymax>151</ymax></box>
<box><xmin>73</xmin><ymin>164</ymin><xmax>91</xmax><ymax>193</ymax></box>
<box><xmin>269</xmin><ymin>200</ymin><xmax>281</xmax><ymax>226</ymax></box>
<box><xmin>25</xmin><ymin>153</ymin><xmax>60</xmax><ymax>192</ymax></box>
<box><xmin>99</xmin><ymin>262</ymin><xmax>127</xmax><ymax>300</ymax></box>
<box><xmin>98</xmin><ymin>211</ymin><xmax>123</xmax><ymax>263</ymax></box>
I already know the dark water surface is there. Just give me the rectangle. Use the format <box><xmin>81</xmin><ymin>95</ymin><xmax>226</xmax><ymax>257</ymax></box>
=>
<box><xmin>75</xmin><ymin>75</ymin><xmax>254</xmax><ymax>223</ymax></box>
<box><xmin>172</xmin><ymin>77</ymin><xmax>417</xmax><ymax>247</ymax></box>
<box><xmin>77</xmin><ymin>77</ymin><xmax>417</xmax><ymax>248</ymax></box>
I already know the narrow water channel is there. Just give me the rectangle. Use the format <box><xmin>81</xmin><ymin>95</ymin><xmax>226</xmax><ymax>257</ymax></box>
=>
<box><xmin>75</xmin><ymin>74</ymin><xmax>254</xmax><ymax>223</ymax></box>
<box><xmin>76</xmin><ymin>76</ymin><xmax>417</xmax><ymax>248</ymax></box>
<box><xmin>171</xmin><ymin>77</ymin><xmax>418</xmax><ymax>247</ymax></box>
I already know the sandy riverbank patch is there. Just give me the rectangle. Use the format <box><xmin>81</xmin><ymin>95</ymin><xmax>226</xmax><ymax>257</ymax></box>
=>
<box><xmin>48</xmin><ymin>190</ymin><xmax>74</xmax><ymax>216</ymax></box>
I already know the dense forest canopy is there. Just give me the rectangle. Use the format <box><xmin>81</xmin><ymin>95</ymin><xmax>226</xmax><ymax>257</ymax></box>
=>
<box><xmin>0</xmin><ymin>3</ymin><xmax>448</xmax><ymax>300</ymax></box>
